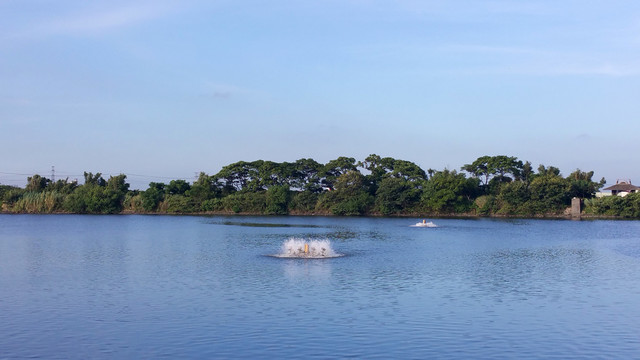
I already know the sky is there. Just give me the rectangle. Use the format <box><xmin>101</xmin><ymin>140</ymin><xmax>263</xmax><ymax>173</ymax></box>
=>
<box><xmin>1</xmin><ymin>0</ymin><xmax>639</xmax><ymax>189</ymax></box>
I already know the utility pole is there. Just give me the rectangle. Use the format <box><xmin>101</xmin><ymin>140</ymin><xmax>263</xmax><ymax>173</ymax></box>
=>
<box><xmin>51</xmin><ymin>166</ymin><xmax>55</xmax><ymax>182</ymax></box>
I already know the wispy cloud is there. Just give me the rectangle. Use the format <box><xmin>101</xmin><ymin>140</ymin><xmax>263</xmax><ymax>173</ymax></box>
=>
<box><xmin>441</xmin><ymin>44</ymin><xmax>640</xmax><ymax>76</ymax></box>
<box><xmin>3</xmin><ymin>1</ymin><xmax>183</xmax><ymax>41</ymax></box>
<box><xmin>441</xmin><ymin>44</ymin><xmax>543</xmax><ymax>55</ymax></box>
<box><xmin>44</xmin><ymin>4</ymin><xmax>170</xmax><ymax>35</ymax></box>
<box><xmin>386</xmin><ymin>0</ymin><xmax>550</xmax><ymax>17</ymax></box>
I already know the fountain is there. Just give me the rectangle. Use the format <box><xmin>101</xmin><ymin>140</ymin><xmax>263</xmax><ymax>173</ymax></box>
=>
<box><xmin>272</xmin><ymin>238</ymin><xmax>343</xmax><ymax>258</ymax></box>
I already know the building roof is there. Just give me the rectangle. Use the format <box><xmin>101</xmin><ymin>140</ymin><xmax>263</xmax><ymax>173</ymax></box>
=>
<box><xmin>603</xmin><ymin>180</ymin><xmax>640</xmax><ymax>192</ymax></box>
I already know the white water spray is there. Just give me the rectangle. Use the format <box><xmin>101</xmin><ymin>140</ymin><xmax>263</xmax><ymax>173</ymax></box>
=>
<box><xmin>274</xmin><ymin>238</ymin><xmax>342</xmax><ymax>258</ymax></box>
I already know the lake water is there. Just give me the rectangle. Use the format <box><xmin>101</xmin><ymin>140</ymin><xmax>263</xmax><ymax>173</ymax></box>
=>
<box><xmin>1</xmin><ymin>215</ymin><xmax>640</xmax><ymax>359</ymax></box>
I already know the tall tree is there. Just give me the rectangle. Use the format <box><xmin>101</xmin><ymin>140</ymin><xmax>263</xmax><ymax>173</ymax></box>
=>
<box><xmin>293</xmin><ymin>158</ymin><xmax>323</xmax><ymax>192</ymax></box>
<box><xmin>421</xmin><ymin>169</ymin><xmax>479</xmax><ymax>213</ymax></box>
<box><xmin>26</xmin><ymin>174</ymin><xmax>50</xmax><ymax>192</ymax></box>
<box><xmin>566</xmin><ymin>169</ymin><xmax>605</xmax><ymax>199</ymax></box>
<box><xmin>321</xmin><ymin>157</ymin><xmax>357</xmax><ymax>190</ymax></box>
<box><xmin>166</xmin><ymin>179</ymin><xmax>191</xmax><ymax>195</ymax></box>
<box><xmin>462</xmin><ymin>155</ymin><xmax>523</xmax><ymax>193</ymax></box>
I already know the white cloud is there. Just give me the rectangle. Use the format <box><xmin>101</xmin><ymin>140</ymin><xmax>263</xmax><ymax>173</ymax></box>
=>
<box><xmin>44</xmin><ymin>4</ymin><xmax>169</xmax><ymax>35</ymax></box>
<box><xmin>2</xmin><ymin>1</ymin><xmax>185</xmax><ymax>41</ymax></box>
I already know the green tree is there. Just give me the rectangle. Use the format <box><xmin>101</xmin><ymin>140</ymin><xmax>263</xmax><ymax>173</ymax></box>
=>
<box><xmin>26</xmin><ymin>174</ymin><xmax>50</xmax><ymax>192</ymax></box>
<box><xmin>47</xmin><ymin>178</ymin><xmax>78</xmax><ymax>194</ymax></box>
<box><xmin>163</xmin><ymin>194</ymin><xmax>195</xmax><ymax>213</ymax></box>
<box><xmin>566</xmin><ymin>169</ymin><xmax>605</xmax><ymax>199</ymax></box>
<box><xmin>293</xmin><ymin>158</ymin><xmax>323</xmax><ymax>192</ymax></box>
<box><xmin>84</xmin><ymin>172</ymin><xmax>106</xmax><ymax>187</ymax></box>
<box><xmin>189</xmin><ymin>172</ymin><xmax>220</xmax><ymax>206</ymax></box>
<box><xmin>265</xmin><ymin>185</ymin><xmax>290</xmax><ymax>215</ymax></box>
<box><xmin>320</xmin><ymin>157</ymin><xmax>357</xmax><ymax>190</ymax></box>
<box><xmin>526</xmin><ymin>171</ymin><xmax>571</xmax><ymax>213</ymax></box>
<box><xmin>61</xmin><ymin>173</ymin><xmax>128</xmax><ymax>214</ymax></box>
<box><xmin>318</xmin><ymin>170</ymin><xmax>373</xmax><ymax>215</ymax></box>
<box><xmin>462</xmin><ymin>155</ymin><xmax>523</xmax><ymax>194</ymax></box>
<box><xmin>359</xmin><ymin>154</ymin><xmax>427</xmax><ymax>196</ymax></box>
<box><xmin>141</xmin><ymin>182</ymin><xmax>165</xmax><ymax>211</ymax></box>
<box><xmin>496</xmin><ymin>181</ymin><xmax>531</xmax><ymax>214</ymax></box>
<box><xmin>289</xmin><ymin>191</ymin><xmax>319</xmax><ymax>213</ymax></box>
<box><xmin>166</xmin><ymin>179</ymin><xmax>191</xmax><ymax>195</ymax></box>
<box><xmin>584</xmin><ymin>192</ymin><xmax>640</xmax><ymax>218</ymax></box>
<box><xmin>375</xmin><ymin>177</ymin><xmax>420</xmax><ymax>215</ymax></box>
<box><xmin>421</xmin><ymin>169</ymin><xmax>478</xmax><ymax>213</ymax></box>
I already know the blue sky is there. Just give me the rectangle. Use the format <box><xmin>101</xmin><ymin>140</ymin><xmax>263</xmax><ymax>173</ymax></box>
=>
<box><xmin>1</xmin><ymin>0</ymin><xmax>639</xmax><ymax>189</ymax></box>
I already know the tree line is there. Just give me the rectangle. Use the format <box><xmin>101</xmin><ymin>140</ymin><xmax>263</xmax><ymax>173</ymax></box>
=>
<box><xmin>1</xmin><ymin>154</ymin><xmax>639</xmax><ymax>218</ymax></box>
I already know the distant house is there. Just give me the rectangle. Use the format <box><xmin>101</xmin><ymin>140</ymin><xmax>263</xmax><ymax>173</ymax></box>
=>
<box><xmin>603</xmin><ymin>180</ymin><xmax>640</xmax><ymax>197</ymax></box>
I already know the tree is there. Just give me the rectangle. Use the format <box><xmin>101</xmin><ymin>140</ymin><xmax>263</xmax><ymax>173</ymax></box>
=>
<box><xmin>462</xmin><ymin>156</ymin><xmax>523</xmax><ymax>193</ymax></box>
<box><xmin>517</xmin><ymin>161</ymin><xmax>534</xmax><ymax>183</ymax></box>
<box><xmin>320</xmin><ymin>157</ymin><xmax>357</xmax><ymax>190</ymax></box>
<box><xmin>47</xmin><ymin>178</ymin><xmax>78</xmax><ymax>194</ymax></box>
<box><xmin>266</xmin><ymin>185</ymin><xmax>290</xmax><ymax>215</ymax></box>
<box><xmin>293</xmin><ymin>158</ymin><xmax>323</xmax><ymax>192</ymax></box>
<box><xmin>462</xmin><ymin>156</ymin><xmax>492</xmax><ymax>186</ymax></box>
<box><xmin>526</xmin><ymin>171</ymin><xmax>570</xmax><ymax>213</ymax></box>
<box><xmin>166</xmin><ymin>179</ymin><xmax>191</xmax><ymax>195</ymax></box>
<box><xmin>535</xmin><ymin>165</ymin><xmax>561</xmax><ymax>177</ymax></box>
<box><xmin>141</xmin><ymin>182</ymin><xmax>165</xmax><ymax>211</ymax></box>
<box><xmin>497</xmin><ymin>181</ymin><xmax>531</xmax><ymax>214</ymax></box>
<box><xmin>566</xmin><ymin>169</ymin><xmax>605</xmax><ymax>199</ymax></box>
<box><xmin>61</xmin><ymin>173</ymin><xmax>128</xmax><ymax>214</ymax></box>
<box><xmin>360</xmin><ymin>154</ymin><xmax>395</xmax><ymax>187</ymax></box>
<box><xmin>359</xmin><ymin>154</ymin><xmax>427</xmax><ymax>195</ymax></box>
<box><xmin>214</xmin><ymin>161</ymin><xmax>254</xmax><ymax>192</ymax></box>
<box><xmin>491</xmin><ymin>155</ymin><xmax>523</xmax><ymax>181</ymax></box>
<box><xmin>375</xmin><ymin>177</ymin><xmax>420</xmax><ymax>215</ymax></box>
<box><xmin>318</xmin><ymin>170</ymin><xmax>373</xmax><ymax>215</ymax></box>
<box><xmin>84</xmin><ymin>172</ymin><xmax>106</xmax><ymax>187</ymax></box>
<box><xmin>189</xmin><ymin>172</ymin><xmax>220</xmax><ymax>204</ymax></box>
<box><xmin>421</xmin><ymin>169</ymin><xmax>479</xmax><ymax>213</ymax></box>
<box><xmin>26</xmin><ymin>174</ymin><xmax>49</xmax><ymax>192</ymax></box>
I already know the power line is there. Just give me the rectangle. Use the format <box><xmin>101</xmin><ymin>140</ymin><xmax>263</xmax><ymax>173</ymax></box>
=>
<box><xmin>1</xmin><ymin>170</ymin><xmax>194</xmax><ymax>182</ymax></box>
<box><xmin>0</xmin><ymin>171</ymin><xmax>35</xmax><ymax>176</ymax></box>
<box><xmin>125</xmin><ymin>173</ymin><xmax>189</xmax><ymax>179</ymax></box>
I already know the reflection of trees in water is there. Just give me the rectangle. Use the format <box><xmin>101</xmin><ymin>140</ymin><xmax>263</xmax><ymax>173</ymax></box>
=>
<box><xmin>466</xmin><ymin>247</ymin><xmax>597</xmax><ymax>301</ymax></box>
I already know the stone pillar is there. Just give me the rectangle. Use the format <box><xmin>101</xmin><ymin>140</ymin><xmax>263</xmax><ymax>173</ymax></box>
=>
<box><xmin>571</xmin><ymin>197</ymin><xmax>581</xmax><ymax>219</ymax></box>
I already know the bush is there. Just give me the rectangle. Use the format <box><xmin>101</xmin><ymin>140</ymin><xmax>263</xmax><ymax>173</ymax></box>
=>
<box><xmin>265</xmin><ymin>186</ymin><xmax>290</xmax><ymax>215</ymax></box>
<box><xmin>584</xmin><ymin>193</ymin><xmax>640</xmax><ymax>218</ymax></box>
<box><xmin>329</xmin><ymin>192</ymin><xmax>373</xmax><ymax>216</ymax></box>
<box><xmin>163</xmin><ymin>194</ymin><xmax>195</xmax><ymax>213</ymax></box>
<box><xmin>220</xmin><ymin>192</ymin><xmax>266</xmax><ymax>213</ymax></box>
<box><xmin>123</xmin><ymin>194</ymin><xmax>144</xmax><ymax>213</ymax></box>
<box><xmin>13</xmin><ymin>191</ymin><xmax>64</xmax><ymax>213</ymax></box>
<box><xmin>3</xmin><ymin>188</ymin><xmax>25</xmax><ymax>206</ymax></box>
<box><xmin>289</xmin><ymin>191</ymin><xmax>319</xmax><ymax>213</ymax></box>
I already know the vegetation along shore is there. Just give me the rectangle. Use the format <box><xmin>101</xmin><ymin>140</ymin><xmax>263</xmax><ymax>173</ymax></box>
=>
<box><xmin>1</xmin><ymin>155</ymin><xmax>639</xmax><ymax>218</ymax></box>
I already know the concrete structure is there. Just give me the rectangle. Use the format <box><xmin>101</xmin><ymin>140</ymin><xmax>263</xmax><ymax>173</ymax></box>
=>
<box><xmin>571</xmin><ymin>197</ymin><xmax>581</xmax><ymax>218</ymax></box>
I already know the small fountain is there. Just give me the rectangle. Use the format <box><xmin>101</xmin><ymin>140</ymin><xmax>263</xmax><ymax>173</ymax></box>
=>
<box><xmin>272</xmin><ymin>238</ymin><xmax>343</xmax><ymax>258</ymax></box>
<box><xmin>410</xmin><ymin>219</ymin><xmax>437</xmax><ymax>228</ymax></box>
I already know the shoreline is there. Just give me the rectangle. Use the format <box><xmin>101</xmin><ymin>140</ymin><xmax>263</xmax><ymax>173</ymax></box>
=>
<box><xmin>0</xmin><ymin>209</ymin><xmax>631</xmax><ymax>220</ymax></box>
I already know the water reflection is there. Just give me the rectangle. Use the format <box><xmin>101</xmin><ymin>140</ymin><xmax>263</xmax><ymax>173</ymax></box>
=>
<box><xmin>2</xmin><ymin>215</ymin><xmax>640</xmax><ymax>359</ymax></box>
<box><xmin>216</xmin><ymin>221</ymin><xmax>324</xmax><ymax>228</ymax></box>
<box><xmin>467</xmin><ymin>247</ymin><xmax>597</xmax><ymax>301</ymax></box>
<box><xmin>282</xmin><ymin>259</ymin><xmax>333</xmax><ymax>280</ymax></box>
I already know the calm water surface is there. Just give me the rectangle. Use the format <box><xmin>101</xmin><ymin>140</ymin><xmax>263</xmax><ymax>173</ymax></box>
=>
<box><xmin>1</xmin><ymin>215</ymin><xmax>640</xmax><ymax>359</ymax></box>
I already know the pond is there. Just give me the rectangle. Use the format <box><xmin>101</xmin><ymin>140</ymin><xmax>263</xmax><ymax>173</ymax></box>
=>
<box><xmin>1</xmin><ymin>215</ymin><xmax>639</xmax><ymax>359</ymax></box>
